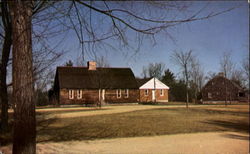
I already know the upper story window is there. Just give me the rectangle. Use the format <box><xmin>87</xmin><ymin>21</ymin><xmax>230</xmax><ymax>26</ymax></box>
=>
<box><xmin>125</xmin><ymin>89</ymin><xmax>129</xmax><ymax>98</ymax></box>
<box><xmin>77</xmin><ymin>89</ymin><xmax>82</xmax><ymax>99</ymax></box>
<box><xmin>145</xmin><ymin>89</ymin><xmax>148</xmax><ymax>96</ymax></box>
<box><xmin>160</xmin><ymin>89</ymin><xmax>164</xmax><ymax>96</ymax></box>
<box><xmin>69</xmin><ymin>90</ymin><xmax>74</xmax><ymax>99</ymax></box>
<box><xmin>117</xmin><ymin>89</ymin><xmax>121</xmax><ymax>98</ymax></box>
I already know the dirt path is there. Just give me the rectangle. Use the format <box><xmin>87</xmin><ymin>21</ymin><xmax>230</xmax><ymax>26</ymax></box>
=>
<box><xmin>37</xmin><ymin>131</ymin><xmax>249</xmax><ymax>154</ymax></box>
<box><xmin>1</xmin><ymin>131</ymin><xmax>248</xmax><ymax>154</ymax></box>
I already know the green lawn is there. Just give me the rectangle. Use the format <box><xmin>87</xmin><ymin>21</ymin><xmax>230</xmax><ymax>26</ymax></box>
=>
<box><xmin>36</xmin><ymin>105</ymin><xmax>249</xmax><ymax>143</ymax></box>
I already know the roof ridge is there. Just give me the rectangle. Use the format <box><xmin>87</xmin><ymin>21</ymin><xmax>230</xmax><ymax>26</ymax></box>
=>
<box><xmin>57</xmin><ymin>66</ymin><xmax>131</xmax><ymax>69</ymax></box>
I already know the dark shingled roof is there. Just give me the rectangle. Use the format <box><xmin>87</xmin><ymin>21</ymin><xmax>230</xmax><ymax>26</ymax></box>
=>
<box><xmin>136</xmin><ymin>78</ymin><xmax>152</xmax><ymax>87</ymax></box>
<box><xmin>55</xmin><ymin>66</ymin><xmax>139</xmax><ymax>89</ymax></box>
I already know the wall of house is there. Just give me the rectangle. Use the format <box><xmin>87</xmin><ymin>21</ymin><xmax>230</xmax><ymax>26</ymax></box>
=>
<box><xmin>105</xmin><ymin>89</ymin><xmax>139</xmax><ymax>103</ymax></box>
<box><xmin>59</xmin><ymin>88</ymin><xmax>139</xmax><ymax>105</ymax></box>
<box><xmin>139</xmin><ymin>89</ymin><xmax>168</xmax><ymax>103</ymax></box>
<box><xmin>59</xmin><ymin>89</ymin><xmax>99</xmax><ymax>105</ymax></box>
<box><xmin>202</xmin><ymin>77</ymin><xmax>241</xmax><ymax>101</ymax></box>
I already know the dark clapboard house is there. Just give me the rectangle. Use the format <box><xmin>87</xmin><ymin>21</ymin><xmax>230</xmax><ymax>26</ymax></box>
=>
<box><xmin>201</xmin><ymin>72</ymin><xmax>248</xmax><ymax>103</ymax></box>
<box><xmin>52</xmin><ymin>61</ymin><xmax>139</xmax><ymax>105</ymax></box>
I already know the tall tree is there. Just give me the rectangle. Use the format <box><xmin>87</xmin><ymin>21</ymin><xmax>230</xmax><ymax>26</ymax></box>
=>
<box><xmin>219</xmin><ymin>51</ymin><xmax>234</xmax><ymax>79</ymax></box>
<box><xmin>161</xmin><ymin>69</ymin><xmax>175</xmax><ymax>87</ymax></box>
<box><xmin>9</xmin><ymin>1</ymin><xmax>36</xmax><ymax>153</ymax></box>
<box><xmin>241</xmin><ymin>55</ymin><xmax>249</xmax><ymax>89</ymax></box>
<box><xmin>65</xmin><ymin>60</ymin><xmax>73</xmax><ymax>66</ymax></box>
<box><xmin>161</xmin><ymin>69</ymin><xmax>176</xmax><ymax>101</ymax></box>
<box><xmin>190</xmin><ymin>57</ymin><xmax>204</xmax><ymax>103</ymax></box>
<box><xmin>219</xmin><ymin>51</ymin><xmax>235</xmax><ymax>106</ymax></box>
<box><xmin>0</xmin><ymin>0</ymin><xmax>12</xmax><ymax>132</ymax></box>
<box><xmin>141</xmin><ymin>62</ymin><xmax>165</xmax><ymax>79</ymax></box>
<box><xmin>171</xmin><ymin>49</ymin><xmax>194</xmax><ymax>108</ymax></box>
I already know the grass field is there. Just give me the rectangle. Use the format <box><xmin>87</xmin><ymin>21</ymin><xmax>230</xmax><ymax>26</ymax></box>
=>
<box><xmin>1</xmin><ymin>104</ymin><xmax>249</xmax><ymax>145</ymax></box>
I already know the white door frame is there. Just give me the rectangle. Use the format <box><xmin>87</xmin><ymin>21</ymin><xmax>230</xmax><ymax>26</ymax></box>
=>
<box><xmin>102</xmin><ymin>89</ymin><xmax>105</xmax><ymax>100</ymax></box>
<box><xmin>152</xmin><ymin>90</ymin><xmax>155</xmax><ymax>101</ymax></box>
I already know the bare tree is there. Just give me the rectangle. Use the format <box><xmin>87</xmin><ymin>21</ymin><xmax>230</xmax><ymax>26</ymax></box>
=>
<box><xmin>231</xmin><ymin>69</ymin><xmax>244</xmax><ymax>88</ymax></box>
<box><xmin>1</xmin><ymin>1</ymin><xmax>236</xmax><ymax>152</ymax></box>
<box><xmin>9</xmin><ymin>1</ymin><xmax>35</xmax><ymax>153</ymax></box>
<box><xmin>96</xmin><ymin>55</ymin><xmax>110</xmax><ymax>67</ymax></box>
<box><xmin>0</xmin><ymin>1</ymin><xmax>63</xmax><ymax>133</ymax></box>
<box><xmin>49</xmin><ymin>1</ymin><xmax>235</xmax><ymax>62</ymax></box>
<box><xmin>219</xmin><ymin>51</ymin><xmax>235</xmax><ymax>106</ymax></box>
<box><xmin>171</xmin><ymin>50</ymin><xmax>194</xmax><ymax>108</ymax></box>
<box><xmin>190</xmin><ymin>57</ymin><xmax>204</xmax><ymax>103</ymax></box>
<box><xmin>219</xmin><ymin>51</ymin><xmax>234</xmax><ymax>79</ymax></box>
<box><xmin>241</xmin><ymin>55</ymin><xmax>249</xmax><ymax>89</ymax></box>
<box><xmin>0</xmin><ymin>0</ymin><xmax>12</xmax><ymax>132</ymax></box>
<box><xmin>141</xmin><ymin>62</ymin><xmax>165</xmax><ymax>79</ymax></box>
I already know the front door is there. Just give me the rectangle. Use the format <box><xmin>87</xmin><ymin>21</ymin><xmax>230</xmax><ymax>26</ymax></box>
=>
<box><xmin>152</xmin><ymin>90</ymin><xmax>155</xmax><ymax>101</ymax></box>
<box><xmin>102</xmin><ymin>89</ymin><xmax>105</xmax><ymax>100</ymax></box>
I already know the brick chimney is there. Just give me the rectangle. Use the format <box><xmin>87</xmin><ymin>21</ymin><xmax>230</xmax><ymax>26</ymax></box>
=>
<box><xmin>87</xmin><ymin>61</ymin><xmax>96</xmax><ymax>70</ymax></box>
<box><xmin>218</xmin><ymin>72</ymin><xmax>225</xmax><ymax>77</ymax></box>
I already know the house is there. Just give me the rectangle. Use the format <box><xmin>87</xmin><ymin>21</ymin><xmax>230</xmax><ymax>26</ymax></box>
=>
<box><xmin>52</xmin><ymin>61</ymin><xmax>139</xmax><ymax>105</ymax></box>
<box><xmin>137</xmin><ymin>77</ymin><xmax>169</xmax><ymax>103</ymax></box>
<box><xmin>201</xmin><ymin>73</ymin><xmax>247</xmax><ymax>103</ymax></box>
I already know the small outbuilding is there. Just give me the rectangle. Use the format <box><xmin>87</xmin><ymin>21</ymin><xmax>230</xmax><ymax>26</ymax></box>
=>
<box><xmin>137</xmin><ymin>78</ymin><xmax>169</xmax><ymax>103</ymax></box>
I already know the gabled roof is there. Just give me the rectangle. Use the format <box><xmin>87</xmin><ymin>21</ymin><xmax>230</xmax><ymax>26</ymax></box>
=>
<box><xmin>55</xmin><ymin>66</ymin><xmax>139</xmax><ymax>89</ymax></box>
<box><xmin>138</xmin><ymin>77</ymin><xmax>169</xmax><ymax>89</ymax></box>
<box><xmin>136</xmin><ymin>78</ymin><xmax>151</xmax><ymax>87</ymax></box>
<box><xmin>203</xmin><ymin>75</ymin><xmax>243</xmax><ymax>90</ymax></box>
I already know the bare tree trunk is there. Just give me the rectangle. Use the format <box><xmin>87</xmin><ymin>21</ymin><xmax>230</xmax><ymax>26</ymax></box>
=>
<box><xmin>185</xmin><ymin>66</ymin><xmax>189</xmax><ymax>108</ymax></box>
<box><xmin>9</xmin><ymin>1</ymin><xmax>36</xmax><ymax>153</ymax></box>
<box><xmin>0</xmin><ymin>0</ymin><xmax>12</xmax><ymax>133</ymax></box>
<box><xmin>0</xmin><ymin>29</ymin><xmax>12</xmax><ymax>132</ymax></box>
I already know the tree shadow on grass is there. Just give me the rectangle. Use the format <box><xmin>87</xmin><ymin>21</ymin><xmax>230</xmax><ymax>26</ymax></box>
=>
<box><xmin>203</xmin><ymin>120</ymin><xmax>249</xmax><ymax>133</ymax></box>
<box><xmin>36</xmin><ymin>108</ymin><xmax>110</xmax><ymax>116</ymax></box>
<box><xmin>221</xmin><ymin>133</ymin><xmax>249</xmax><ymax>141</ymax></box>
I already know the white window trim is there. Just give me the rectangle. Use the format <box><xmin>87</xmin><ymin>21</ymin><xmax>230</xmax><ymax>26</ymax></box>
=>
<box><xmin>117</xmin><ymin>89</ymin><xmax>121</xmax><ymax>98</ymax></box>
<box><xmin>145</xmin><ymin>89</ymin><xmax>148</xmax><ymax>96</ymax></box>
<box><xmin>69</xmin><ymin>89</ymin><xmax>74</xmax><ymax>99</ymax></box>
<box><xmin>160</xmin><ymin>89</ymin><xmax>164</xmax><ymax>96</ymax></box>
<box><xmin>125</xmin><ymin>89</ymin><xmax>129</xmax><ymax>98</ymax></box>
<box><xmin>77</xmin><ymin>89</ymin><xmax>82</xmax><ymax>99</ymax></box>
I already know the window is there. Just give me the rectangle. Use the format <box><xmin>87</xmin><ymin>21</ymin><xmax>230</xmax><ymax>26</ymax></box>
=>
<box><xmin>76</xmin><ymin>90</ymin><xmax>82</xmax><ymax>99</ymax></box>
<box><xmin>117</xmin><ymin>89</ymin><xmax>121</xmax><ymax>98</ymax></box>
<box><xmin>160</xmin><ymin>89</ymin><xmax>164</xmax><ymax>96</ymax></box>
<box><xmin>238</xmin><ymin>92</ymin><xmax>245</xmax><ymax>97</ymax></box>
<box><xmin>208</xmin><ymin>92</ymin><xmax>212</xmax><ymax>99</ymax></box>
<box><xmin>216</xmin><ymin>92</ymin><xmax>220</xmax><ymax>95</ymax></box>
<box><xmin>125</xmin><ymin>89</ymin><xmax>129</xmax><ymax>98</ymax></box>
<box><xmin>211</xmin><ymin>82</ymin><xmax>214</xmax><ymax>85</ymax></box>
<box><xmin>145</xmin><ymin>90</ymin><xmax>148</xmax><ymax>96</ymax></box>
<box><xmin>69</xmin><ymin>90</ymin><xmax>74</xmax><ymax>99</ymax></box>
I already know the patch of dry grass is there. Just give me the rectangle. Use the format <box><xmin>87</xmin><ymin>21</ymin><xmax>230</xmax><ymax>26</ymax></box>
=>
<box><xmin>36</xmin><ymin>105</ymin><xmax>249</xmax><ymax>143</ymax></box>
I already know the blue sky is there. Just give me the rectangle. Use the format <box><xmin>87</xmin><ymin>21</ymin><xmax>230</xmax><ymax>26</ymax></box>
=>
<box><xmin>55</xmin><ymin>1</ymin><xmax>249</xmax><ymax>78</ymax></box>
